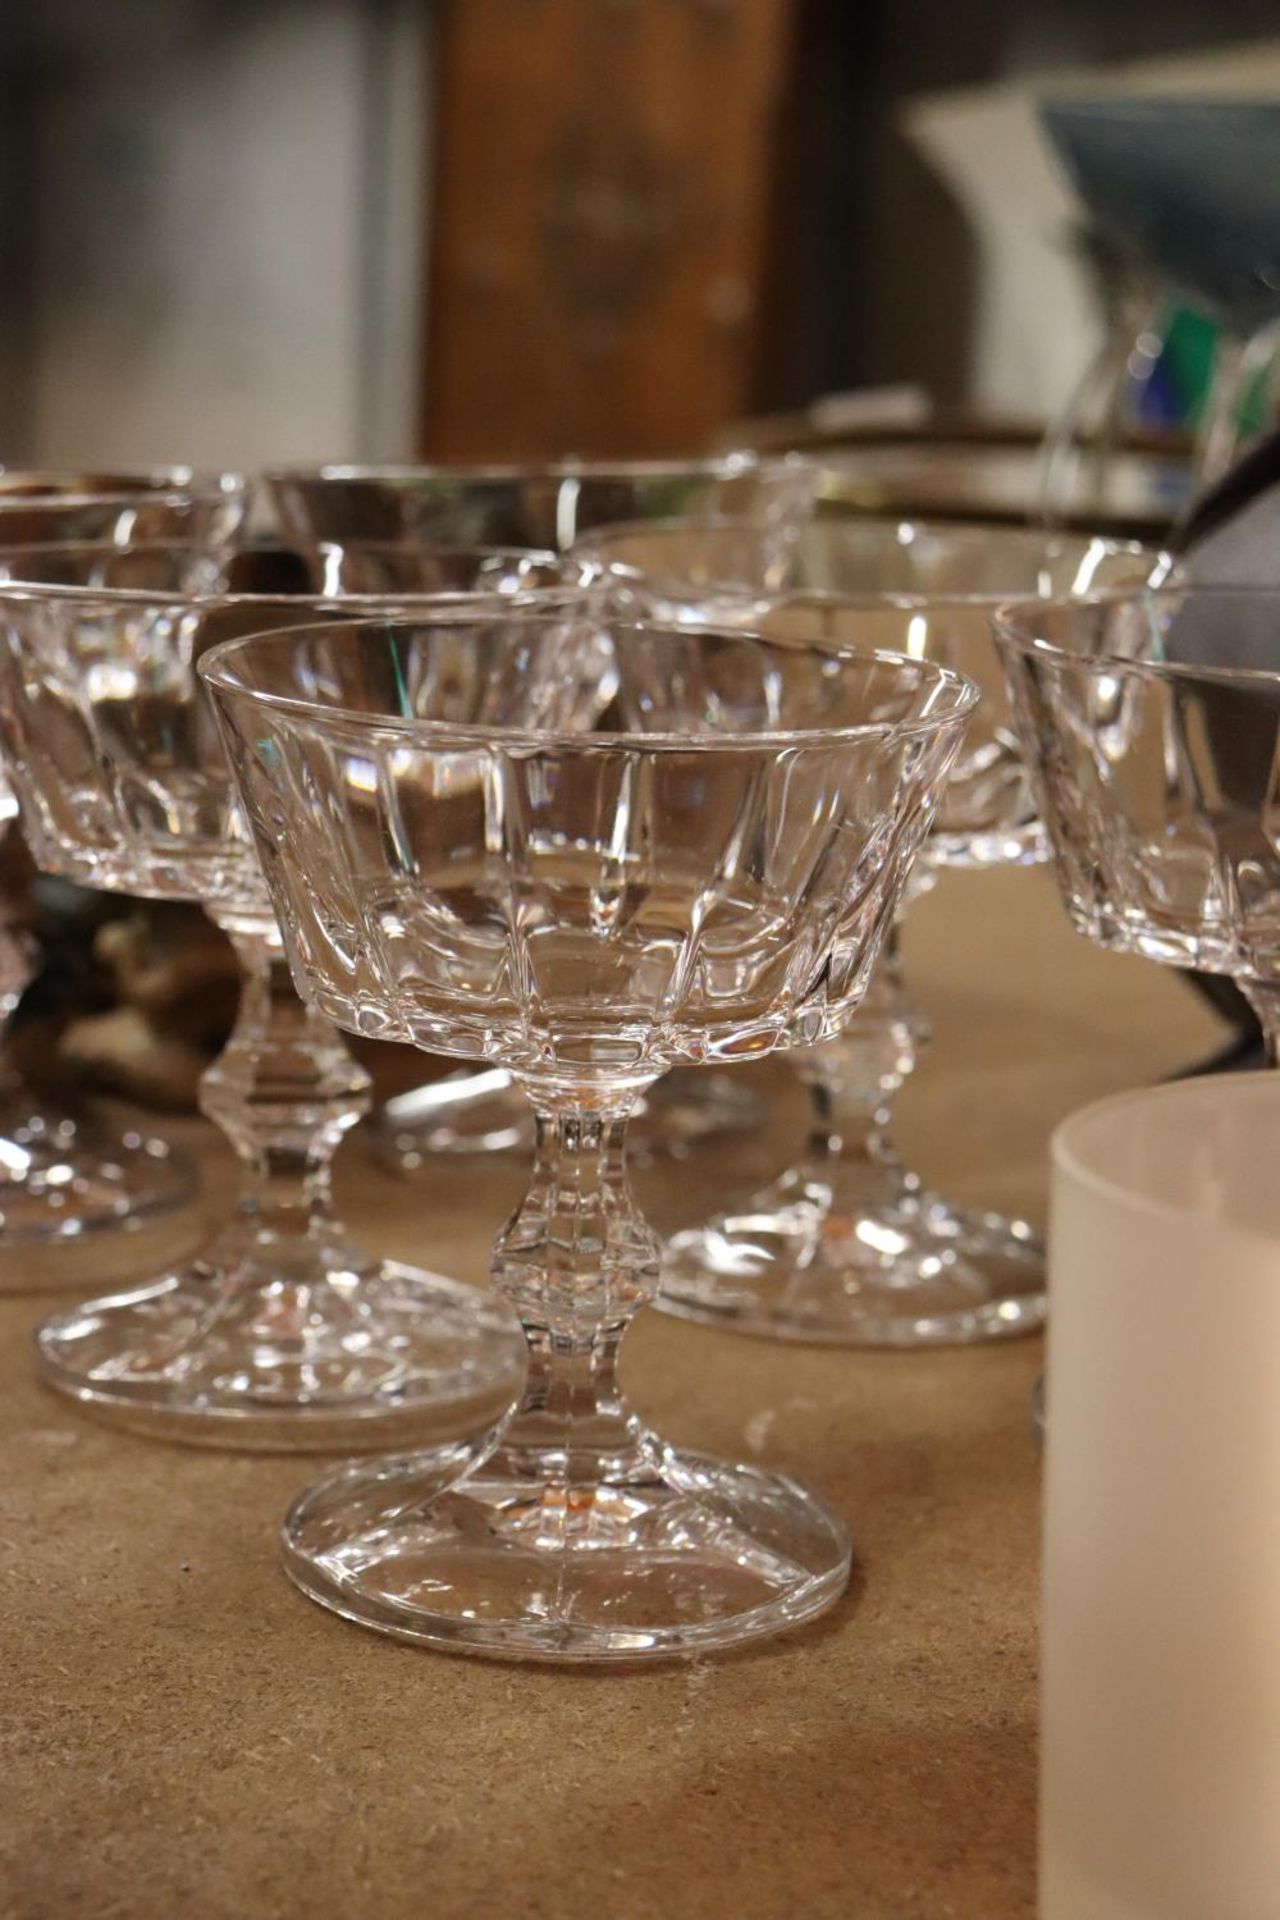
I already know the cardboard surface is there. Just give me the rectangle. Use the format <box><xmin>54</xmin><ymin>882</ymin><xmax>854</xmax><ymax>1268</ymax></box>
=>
<box><xmin>0</xmin><ymin>869</ymin><xmax>1224</xmax><ymax>1920</ymax></box>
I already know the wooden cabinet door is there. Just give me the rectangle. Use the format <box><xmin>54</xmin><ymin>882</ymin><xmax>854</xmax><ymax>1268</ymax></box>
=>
<box><xmin>420</xmin><ymin>0</ymin><xmax>797</xmax><ymax>459</ymax></box>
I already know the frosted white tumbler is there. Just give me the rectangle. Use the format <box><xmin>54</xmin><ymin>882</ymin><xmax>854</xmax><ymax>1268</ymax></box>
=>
<box><xmin>1042</xmin><ymin>1075</ymin><xmax>1280</xmax><ymax>1920</ymax></box>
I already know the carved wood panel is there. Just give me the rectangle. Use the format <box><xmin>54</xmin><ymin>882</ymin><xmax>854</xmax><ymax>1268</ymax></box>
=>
<box><xmin>420</xmin><ymin>0</ymin><xmax>798</xmax><ymax>459</ymax></box>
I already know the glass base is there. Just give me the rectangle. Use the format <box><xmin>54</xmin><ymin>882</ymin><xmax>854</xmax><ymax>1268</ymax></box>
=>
<box><xmin>35</xmin><ymin>1238</ymin><xmax>525</xmax><ymax>1450</ymax></box>
<box><xmin>661</xmin><ymin>1174</ymin><xmax>1046</xmax><ymax>1347</ymax></box>
<box><xmin>281</xmin><ymin>1436</ymin><xmax>850</xmax><ymax>1662</ymax></box>
<box><xmin>369</xmin><ymin>1065</ymin><xmax>763</xmax><ymax>1172</ymax></box>
<box><xmin>0</xmin><ymin>1100</ymin><xmax>197</xmax><ymax>1292</ymax></box>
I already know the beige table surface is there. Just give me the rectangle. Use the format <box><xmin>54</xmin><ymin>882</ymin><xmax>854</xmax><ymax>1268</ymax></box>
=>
<box><xmin>0</xmin><ymin>868</ymin><xmax>1225</xmax><ymax>1920</ymax></box>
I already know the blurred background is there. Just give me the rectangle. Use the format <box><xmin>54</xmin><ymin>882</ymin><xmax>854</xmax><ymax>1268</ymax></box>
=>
<box><xmin>1</xmin><ymin>0</ymin><xmax>1277</xmax><ymax>474</ymax></box>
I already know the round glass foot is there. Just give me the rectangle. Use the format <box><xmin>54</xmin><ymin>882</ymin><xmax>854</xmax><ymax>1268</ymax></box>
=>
<box><xmin>281</xmin><ymin>1437</ymin><xmax>850</xmax><ymax>1662</ymax></box>
<box><xmin>35</xmin><ymin>1242</ymin><xmax>525</xmax><ymax>1449</ymax></box>
<box><xmin>661</xmin><ymin>1176</ymin><xmax>1045</xmax><ymax>1346</ymax></box>
<box><xmin>0</xmin><ymin>1101</ymin><xmax>197</xmax><ymax>1292</ymax></box>
<box><xmin>369</xmin><ymin>1065</ymin><xmax>764</xmax><ymax>1173</ymax></box>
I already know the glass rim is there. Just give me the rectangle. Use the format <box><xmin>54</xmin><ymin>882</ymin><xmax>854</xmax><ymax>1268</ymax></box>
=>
<box><xmin>0</xmin><ymin>467</ymin><xmax>246</xmax><ymax>499</ymax></box>
<box><xmin>0</xmin><ymin>537</ymin><xmax>567</xmax><ymax>567</ymax></box>
<box><xmin>0</xmin><ymin>556</ymin><xmax>582</xmax><ymax>613</ymax></box>
<box><xmin>993</xmin><ymin>582</ymin><xmax>1280</xmax><ymax>691</ymax></box>
<box><xmin>263</xmin><ymin>452</ymin><xmax>811</xmax><ymax>487</ymax></box>
<box><xmin>586</xmin><ymin>514</ymin><xmax>1168</xmax><ymax>611</ymax></box>
<box><xmin>1052</xmin><ymin>1074</ymin><xmax>1280</xmax><ymax>1242</ymax></box>
<box><xmin>0</xmin><ymin>486</ymin><xmax>246</xmax><ymax>515</ymax></box>
<box><xmin>310</xmin><ymin>539</ymin><xmax>566</xmax><ymax>565</ymax></box>
<box><xmin>197</xmin><ymin>612</ymin><xmax>980</xmax><ymax>751</ymax></box>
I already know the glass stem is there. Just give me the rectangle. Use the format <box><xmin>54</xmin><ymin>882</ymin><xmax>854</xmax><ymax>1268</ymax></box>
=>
<box><xmin>794</xmin><ymin>929</ymin><xmax>924</xmax><ymax>1209</ymax></box>
<box><xmin>198</xmin><ymin>917</ymin><xmax>370</xmax><ymax>1252</ymax></box>
<box><xmin>492</xmin><ymin>1101</ymin><xmax>660</xmax><ymax>1485</ymax></box>
<box><xmin>1243</xmin><ymin>980</ymin><xmax>1280</xmax><ymax>1070</ymax></box>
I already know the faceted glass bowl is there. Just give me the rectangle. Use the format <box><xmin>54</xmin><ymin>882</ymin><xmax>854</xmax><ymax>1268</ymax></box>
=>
<box><xmin>206</xmin><ymin>615</ymin><xmax>974</xmax><ymax>1074</ymax></box>
<box><xmin>585</xmin><ymin>515</ymin><xmax>1173</xmax><ymax>866</ymax></box>
<box><xmin>995</xmin><ymin>584</ymin><xmax>1280</xmax><ymax>1057</ymax></box>
<box><xmin>267</xmin><ymin>455</ymin><xmax>814</xmax><ymax>553</ymax></box>
<box><xmin>0</xmin><ymin>474</ymin><xmax>248</xmax><ymax>546</ymax></box>
<box><xmin>267</xmin><ymin>461</ymin><xmax>819</xmax><ymax>1169</ymax></box>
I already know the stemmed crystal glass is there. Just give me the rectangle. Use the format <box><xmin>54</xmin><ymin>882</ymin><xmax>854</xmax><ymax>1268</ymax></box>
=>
<box><xmin>268</xmin><ymin>458</ymin><xmax>818</xmax><ymax>1168</ymax></box>
<box><xmin>995</xmin><ymin>584</ymin><xmax>1280</xmax><ymax>1057</ymax></box>
<box><xmin>0</xmin><ymin>541</ymin><xmax>599</xmax><ymax>1444</ymax></box>
<box><xmin>579</xmin><ymin>515</ymin><xmax>1169</xmax><ymax>1345</ymax></box>
<box><xmin>203</xmin><ymin>608</ymin><xmax>976</xmax><ymax>1660</ymax></box>
<box><xmin>0</xmin><ymin>480</ymin><xmax>249</xmax><ymax>1281</ymax></box>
